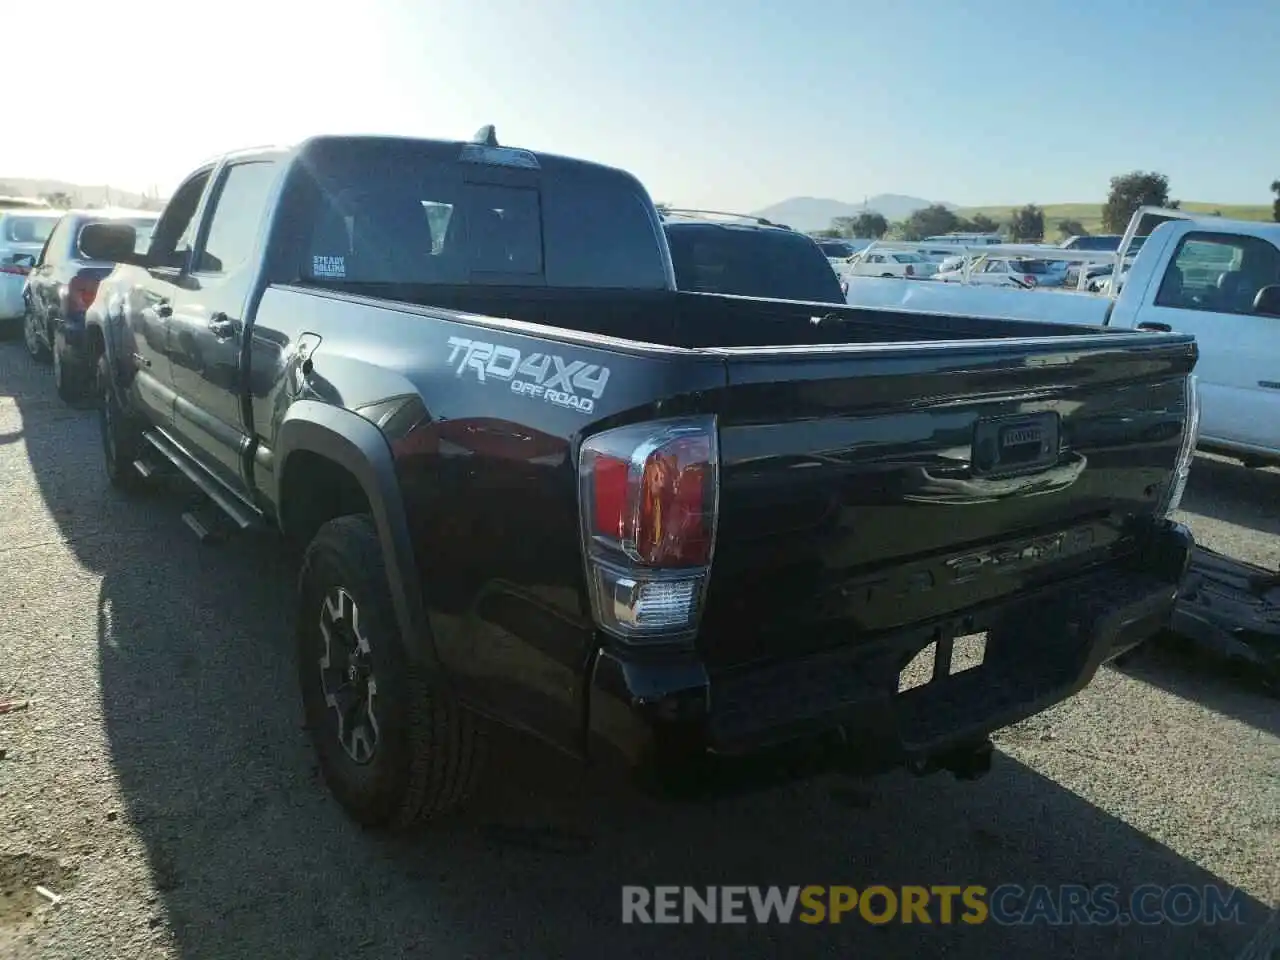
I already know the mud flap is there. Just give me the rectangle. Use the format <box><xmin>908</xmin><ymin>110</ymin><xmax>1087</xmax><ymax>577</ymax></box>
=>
<box><xmin>1170</xmin><ymin>547</ymin><xmax>1280</xmax><ymax>686</ymax></box>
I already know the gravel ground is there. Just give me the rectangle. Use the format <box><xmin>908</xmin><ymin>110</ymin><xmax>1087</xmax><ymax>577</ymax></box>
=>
<box><xmin>0</xmin><ymin>338</ymin><xmax>1277</xmax><ymax>959</ymax></box>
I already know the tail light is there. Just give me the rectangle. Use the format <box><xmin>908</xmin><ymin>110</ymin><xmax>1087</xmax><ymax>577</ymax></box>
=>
<box><xmin>1158</xmin><ymin>375</ymin><xmax>1200</xmax><ymax>518</ymax></box>
<box><xmin>904</xmin><ymin>264</ymin><xmax>914</xmax><ymax>277</ymax></box>
<box><xmin>64</xmin><ymin>276</ymin><xmax>100</xmax><ymax>313</ymax></box>
<box><xmin>1023</xmin><ymin>275</ymin><xmax>1036</xmax><ymax>287</ymax></box>
<box><xmin>578</xmin><ymin>416</ymin><xmax>719</xmax><ymax>643</ymax></box>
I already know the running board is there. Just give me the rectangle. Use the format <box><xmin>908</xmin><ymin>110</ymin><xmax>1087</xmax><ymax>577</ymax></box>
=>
<box><xmin>139</xmin><ymin>429</ymin><xmax>261</xmax><ymax>532</ymax></box>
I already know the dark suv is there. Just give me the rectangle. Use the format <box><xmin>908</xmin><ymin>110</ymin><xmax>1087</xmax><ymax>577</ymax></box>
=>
<box><xmin>660</xmin><ymin>209</ymin><xmax>846</xmax><ymax>304</ymax></box>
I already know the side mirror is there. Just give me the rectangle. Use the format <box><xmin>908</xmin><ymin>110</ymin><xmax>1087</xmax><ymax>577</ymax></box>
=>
<box><xmin>1253</xmin><ymin>284</ymin><xmax>1280</xmax><ymax>318</ymax></box>
<box><xmin>11</xmin><ymin>253</ymin><xmax>35</xmax><ymax>268</ymax></box>
<box><xmin>79</xmin><ymin>222</ymin><xmax>139</xmax><ymax>264</ymax></box>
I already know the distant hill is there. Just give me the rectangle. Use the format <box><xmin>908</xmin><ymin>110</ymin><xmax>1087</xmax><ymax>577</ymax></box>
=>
<box><xmin>0</xmin><ymin>177</ymin><xmax>166</xmax><ymax>211</ymax></box>
<box><xmin>750</xmin><ymin>195</ymin><xmax>954</xmax><ymax>233</ymax></box>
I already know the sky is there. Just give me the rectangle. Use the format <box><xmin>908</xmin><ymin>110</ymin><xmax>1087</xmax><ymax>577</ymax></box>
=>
<box><xmin>6</xmin><ymin>0</ymin><xmax>1278</xmax><ymax>210</ymax></box>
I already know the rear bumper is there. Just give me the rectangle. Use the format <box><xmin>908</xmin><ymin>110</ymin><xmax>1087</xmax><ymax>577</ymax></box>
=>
<box><xmin>585</xmin><ymin>520</ymin><xmax>1193</xmax><ymax>796</ymax></box>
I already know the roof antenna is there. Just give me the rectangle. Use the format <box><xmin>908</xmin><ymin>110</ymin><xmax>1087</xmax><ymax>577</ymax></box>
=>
<box><xmin>471</xmin><ymin>124</ymin><xmax>499</xmax><ymax>147</ymax></box>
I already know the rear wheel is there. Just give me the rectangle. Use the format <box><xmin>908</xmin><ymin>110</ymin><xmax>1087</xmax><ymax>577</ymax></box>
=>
<box><xmin>23</xmin><ymin>306</ymin><xmax>50</xmax><ymax>363</ymax></box>
<box><xmin>97</xmin><ymin>354</ymin><xmax>145</xmax><ymax>492</ymax></box>
<box><xmin>298</xmin><ymin>514</ymin><xmax>486</xmax><ymax>829</ymax></box>
<box><xmin>54</xmin><ymin>335</ymin><xmax>88</xmax><ymax>403</ymax></box>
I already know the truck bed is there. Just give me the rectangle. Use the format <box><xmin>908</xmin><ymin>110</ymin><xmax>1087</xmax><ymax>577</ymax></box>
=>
<box><xmin>842</xmin><ymin>276</ymin><xmax>1117</xmax><ymax>328</ymax></box>
<box><xmin>270</xmin><ymin>282</ymin><xmax>1196</xmax><ymax>679</ymax></box>
<box><xmin>298</xmin><ymin>280</ymin><xmax>1123</xmax><ymax>348</ymax></box>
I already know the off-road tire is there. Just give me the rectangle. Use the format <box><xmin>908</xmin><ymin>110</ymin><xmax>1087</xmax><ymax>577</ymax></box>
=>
<box><xmin>97</xmin><ymin>353</ymin><xmax>146</xmax><ymax>492</ymax></box>
<box><xmin>297</xmin><ymin>514</ymin><xmax>486</xmax><ymax>829</ymax></box>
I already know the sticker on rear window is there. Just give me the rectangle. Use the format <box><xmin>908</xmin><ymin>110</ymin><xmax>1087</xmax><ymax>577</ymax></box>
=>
<box><xmin>312</xmin><ymin>255</ymin><xmax>345</xmax><ymax>279</ymax></box>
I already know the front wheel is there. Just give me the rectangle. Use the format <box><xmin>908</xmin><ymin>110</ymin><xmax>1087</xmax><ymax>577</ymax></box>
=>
<box><xmin>298</xmin><ymin>514</ymin><xmax>486</xmax><ymax>829</ymax></box>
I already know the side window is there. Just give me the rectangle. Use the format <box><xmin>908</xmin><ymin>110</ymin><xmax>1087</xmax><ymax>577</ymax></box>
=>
<box><xmin>1154</xmin><ymin>232</ymin><xmax>1280</xmax><ymax>316</ymax></box>
<box><xmin>194</xmin><ymin>161</ymin><xmax>278</xmax><ymax>275</ymax></box>
<box><xmin>147</xmin><ymin>170</ymin><xmax>212</xmax><ymax>270</ymax></box>
<box><xmin>36</xmin><ymin>218</ymin><xmax>68</xmax><ymax>266</ymax></box>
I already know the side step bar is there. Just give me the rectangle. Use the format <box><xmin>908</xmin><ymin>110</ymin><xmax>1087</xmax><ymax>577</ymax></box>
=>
<box><xmin>137</xmin><ymin>429</ymin><xmax>262</xmax><ymax>532</ymax></box>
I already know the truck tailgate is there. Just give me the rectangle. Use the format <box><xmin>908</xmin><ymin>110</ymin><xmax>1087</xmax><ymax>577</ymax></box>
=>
<box><xmin>697</xmin><ymin>332</ymin><xmax>1197</xmax><ymax>670</ymax></box>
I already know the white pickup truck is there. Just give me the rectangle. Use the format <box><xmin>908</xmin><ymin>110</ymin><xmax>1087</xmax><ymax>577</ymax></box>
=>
<box><xmin>845</xmin><ymin>207</ymin><xmax>1280</xmax><ymax>468</ymax></box>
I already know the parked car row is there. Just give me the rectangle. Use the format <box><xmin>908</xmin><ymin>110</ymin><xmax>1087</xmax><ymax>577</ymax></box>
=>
<box><xmin>0</xmin><ymin>206</ymin><xmax>158</xmax><ymax>402</ymax></box>
<box><xmin>6</xmin><ymin>128</ymin><xmax>1201</xmax><ymax>835</ymax></box>
<box><xmin>819</xmin><ymin>231</ymin><xmax>1158</xmax><ymax>294</ymax></box>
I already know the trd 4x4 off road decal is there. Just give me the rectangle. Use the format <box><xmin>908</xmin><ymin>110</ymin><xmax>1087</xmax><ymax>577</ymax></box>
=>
<box><xmin>446</xmin><ymin>336</ymin><xmax>611</xmax><ymax>414</ymax></box>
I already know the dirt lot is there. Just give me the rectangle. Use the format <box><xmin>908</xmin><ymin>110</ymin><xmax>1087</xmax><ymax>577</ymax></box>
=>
<box><xmin>0</xmin><ymin>339</ymin><xmax>1277</xmax><ymax>959</ymax></box>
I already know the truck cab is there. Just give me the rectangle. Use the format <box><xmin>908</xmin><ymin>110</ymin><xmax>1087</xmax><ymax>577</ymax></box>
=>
<box><xmin>1106</xmin><ymin>211</ymin><xmax>1280</xmax><ymax>467</ymax></box>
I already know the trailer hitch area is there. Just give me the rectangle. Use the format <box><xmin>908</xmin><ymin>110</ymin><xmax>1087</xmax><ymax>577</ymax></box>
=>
<box><xmin>907</xmin><ymin>738</ymin><xmax>995</xmax><ymax>782</ymax></box>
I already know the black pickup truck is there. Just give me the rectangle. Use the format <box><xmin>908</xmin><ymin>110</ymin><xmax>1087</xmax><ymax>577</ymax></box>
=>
<box><xmin>80</xmin><ymin>127</ymin><xmax>1200</xmax><ymax>830</ymax></box>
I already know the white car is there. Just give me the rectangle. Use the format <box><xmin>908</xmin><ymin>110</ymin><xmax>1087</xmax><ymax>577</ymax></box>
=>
<box><xmin>0</xmin><ymin>209</ymin><xmax>62</xmax><ymax>322</ymax></box>
<box><xmin>936</xmin><ymin>256</ymin><xmax>1039</xmax><ymax>288</ymax></box>
<box><xmin>845</xmin><ymin>249</ymin><xmax>938</xmax><ymax>279</ymax></box>
<box><xmin>815</xmin><ymin>237</ymin><xmax>872</xmax><ymax>271</ymax></box>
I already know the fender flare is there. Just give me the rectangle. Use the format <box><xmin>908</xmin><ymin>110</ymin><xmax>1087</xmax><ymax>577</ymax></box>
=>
<box><xmin>86</xmin><ymin>305</ymin><xmax>124</xmax><ymax>403</ymax></box>
<box><xmin>274</xmin><ymin>400</ymin><xmax>439</xmax><ymax>671</ymax></box>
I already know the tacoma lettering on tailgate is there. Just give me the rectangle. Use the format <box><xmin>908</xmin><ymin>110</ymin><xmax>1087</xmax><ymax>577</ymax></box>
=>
<box><xmin>446</xmin><ymin>336</ymin><xmax>611</xmax><ymax>414</ymax></box>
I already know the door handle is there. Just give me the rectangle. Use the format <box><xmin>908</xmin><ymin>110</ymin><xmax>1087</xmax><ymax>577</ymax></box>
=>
<box><xmin>155</xmin><ymin>300</ymin><xmax>172</xmax><ymax>318</ymax></box>
<box><xmin>1136</xmin><ymin>321</ymin><xmax>1172</xmax><ymax>332</ymax></box>
<box><xmin>208</xmin><ymin>312</ymin><xmax>237</xmax><ymax>338</ymax></box>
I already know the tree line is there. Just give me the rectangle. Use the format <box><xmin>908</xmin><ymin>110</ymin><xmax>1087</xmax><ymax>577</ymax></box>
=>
<box><xmin>819</xmin><ymin>171</ymin><xmax>1280</xmax><ymax>243</ymax></box>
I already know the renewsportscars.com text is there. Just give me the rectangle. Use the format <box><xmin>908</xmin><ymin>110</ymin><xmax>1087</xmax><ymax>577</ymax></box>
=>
<box><xmin>621</xmin><ymin>884</ymin><xmax>1249</xmax><ymax>926</ymax></box>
